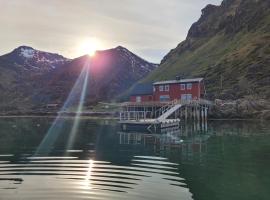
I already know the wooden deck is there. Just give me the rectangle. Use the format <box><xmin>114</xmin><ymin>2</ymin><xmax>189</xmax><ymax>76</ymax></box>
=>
<box><xmin>119</xmin><ymin>99</ymin><xmax>212</xmax><ymax>133</ymax></box>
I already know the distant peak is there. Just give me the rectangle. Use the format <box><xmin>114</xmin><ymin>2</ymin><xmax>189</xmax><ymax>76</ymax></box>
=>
<box><xmin>115</xmin><ymin>46</ymin><xmax>128</xmax><ymax>51</ymax></box>
<box><xmin>16</xmin><ymin>46</ymin><xmax>35</xmax><ymax>59</ymax></box>
<box><xmin>16</xmin><ymin>45</ymin><xmax>35</xmax><ymax>50</ymax></box>
<box><xmin>201</xmin><ymin>4</ymin><xmax>219</xmax><ymax>17</ymax></box>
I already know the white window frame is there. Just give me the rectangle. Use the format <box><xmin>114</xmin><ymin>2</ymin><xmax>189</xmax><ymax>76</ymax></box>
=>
<box><xmin>187</xmin><ymin>83</ymin><xmax>192</xmax><ymax>90</ymax></box>
<box><xmin>165</xmin><ymin>85</ymin><xmax>170</xmax><ymax>91</ymax></box>
<box><xmin>160</xmin><ymin>95</ymin><xmax>170</xmax><ymax>102</ymax></box>
<box><xmin>180</xmin><ymin>84</ymin><xmax>185</xmax><ymax>90</ymax></box>
<box><xmin>159</xmin><ymin>85</ymin><xmax>164</xmax><ymax>91</ymax></box>
<box><xmin>136</xmin><ymin>96</ymin><xmax>141</xmax><ymax>102</ymax></box>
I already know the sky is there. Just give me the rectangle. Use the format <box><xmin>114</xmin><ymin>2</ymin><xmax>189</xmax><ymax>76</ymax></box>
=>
<box><xmin>0</xmin><ymin>0</ymin><xmax>222</xmax><ymax>63</ymax></box>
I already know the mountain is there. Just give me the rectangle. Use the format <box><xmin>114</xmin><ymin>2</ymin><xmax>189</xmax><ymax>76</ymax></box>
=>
<box><xmin>38</xmin><ymin>46</ymin><xmax>157</xmax><ymax>106</ymax></box>
<box><xmin>0</xmin><ymin>46</ymin><xmax>69</xmax><ymax>72</ymax></box>
<box><xmin>144</xmin><ymin>0</ymin><xmax>270</xmax><ymax>99</ymax></box>
<box><xmin>0</xmin><ymin>46</ymin><xmax>156</xmax><ymax>112</ymax></box>
<box><xmin>0</xmin><ymin>46</ymin><xmax>70</xmax><ymax>111</ymax></box>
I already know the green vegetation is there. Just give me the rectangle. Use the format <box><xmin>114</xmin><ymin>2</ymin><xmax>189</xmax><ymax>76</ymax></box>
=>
<box><xmin>144</xmin><ymin>0</ymin><xmax>270</xmax><ymax>100</ymax></box>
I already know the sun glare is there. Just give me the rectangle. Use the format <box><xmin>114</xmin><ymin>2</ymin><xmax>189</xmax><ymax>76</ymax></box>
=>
<box><xmin>78</xmin><ymin>38</ymin><xmax>101</xmax><ymax>57</ymax></box>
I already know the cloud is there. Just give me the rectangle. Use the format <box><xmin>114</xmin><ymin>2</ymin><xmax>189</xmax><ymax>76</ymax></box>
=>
<box><xmin>0</xmin><ymin>0</ymin><xmax>222</xmax><ymax>62</ymax></box>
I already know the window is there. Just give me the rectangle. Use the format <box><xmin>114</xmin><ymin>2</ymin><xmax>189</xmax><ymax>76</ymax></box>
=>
<box><xmin>153</xmin><ymin>86</ymin><xmax>156</xmax><ymax>92</ymax></box>
<box><xmin>187</xmin><ymin>83</ymin><xmax>192</xmax><ymax>90</ymax></box>
<box><xmin>181</xmin><ymin>94</ymin><xmax>192</xmax><ymax>100</ymax></box>
<box><xmin>160</xmin><ymin>95</ymin><xmax>170</xmax><ymax>102</ymax></box>
<box><xmin>165</xmin><ymin>85</ymin><xmax>170</xmax><ymax>91</ymax></box>
<box><xmin>180</xmin><ymin>84</ymin><xmax>185</xmax><ymax>90</ymax></box>
<box><xmin>181</xmin><ymin>94</ymin><xmax>187</xmax><ymax>100</ymax></box>
<box><xmin>136</xmin><ymin>96</ymin><xmax>141</xmax><ymax>102</ymax></box>
<box><xmin>159</xmin><ymin>85</ymin><xmax>164</xmax><ymax>91</ymax></box>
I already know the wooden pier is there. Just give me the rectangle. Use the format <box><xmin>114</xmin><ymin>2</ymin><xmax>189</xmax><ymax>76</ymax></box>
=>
<box><xmin>119</xmin><ymin>99</ymin><xmax>212</xmax><ymax>133</ymax></box>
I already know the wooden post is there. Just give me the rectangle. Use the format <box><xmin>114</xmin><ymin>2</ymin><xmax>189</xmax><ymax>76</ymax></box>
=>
<box><xmin>205</xmin><ymin>107</ymin><xmax>208</xmax><ymax>121</ymax></box>
<box><xmin>185</xmin><ymin>106</ymin><xmax>188</xmax><ymax>121</ymax></box>
<box><xmin>201</xmin><ymin>107</ymin><xmax>204</xmax><ymax>122</ymax></box>
<box><xmin>197</xmin><ymin>106</ymin><xmax>200</xmax><ymax>122</ymax></box>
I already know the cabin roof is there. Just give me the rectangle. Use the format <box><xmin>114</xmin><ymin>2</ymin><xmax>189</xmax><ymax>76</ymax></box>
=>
<box><xmin>153</xmin><ymin>78</ymin><xmax>203</xmax><ymax>85</ymax></box>
<box><xmin>130</xmin><ymin>83</ymin><xmax>153</xmax><ymax>96</ymax></box>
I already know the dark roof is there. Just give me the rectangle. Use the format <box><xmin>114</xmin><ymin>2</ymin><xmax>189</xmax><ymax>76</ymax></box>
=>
<box><xmin>154</xmin><ymin>78</ymin><xmax>203</xmax><ymax>85</ymax></box>
<box><xmin>130</xmin><ymin>83</ymin><xmax>153</xmax><ymax>96</ymax></box>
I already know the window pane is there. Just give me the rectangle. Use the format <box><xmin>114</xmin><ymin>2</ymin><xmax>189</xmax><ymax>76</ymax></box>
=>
<box><xmin>160</xmin><ymin>95</ymin><xmax>170</xmax><ymax>102</ymax></box>
<box><xmin>165</xmin><ymin>85</ymin><xmax>170</xmax><ymax>91</ymax></box>
<box><xmin>181</xmin><ymin>84</ymin><xmax>185</xmax><ymax>90</ymax></box>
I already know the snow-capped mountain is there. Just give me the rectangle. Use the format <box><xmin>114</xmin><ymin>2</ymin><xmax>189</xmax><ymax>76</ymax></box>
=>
<box><xmin>0</xmin><ymin>46</ymin><xmax>69</xmax><ymax>72</ymax></box>
<box><xmin>115</xmin><ymin>46</ymin><xmax>158</xmax><ymax>73</ymax></box>
<box><xmin>43</xmin><ymin>46</ymin><xmax>158</xmax><ymax>103</ymax></box>
<box><xmin>0</xmin><ymin>45</ymin><xmax>157</xmax><ymax>111</ymax></box>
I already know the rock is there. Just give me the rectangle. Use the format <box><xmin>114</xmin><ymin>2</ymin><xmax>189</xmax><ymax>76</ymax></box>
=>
<box><xmin>209</xmin><ymin>98</ymin><xmax>270</xmax><ymax>119</ymax></box>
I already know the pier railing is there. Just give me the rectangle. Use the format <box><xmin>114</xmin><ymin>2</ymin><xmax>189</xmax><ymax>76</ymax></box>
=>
<box><xmin>119</xmin><ymin>99</ymin><xmax>212</xmax><ymax>122</ymax></box>
<box><xmin>121</xmin><ymin>99</ymin><xmax>212</xmax><ymax>107</ymax></box>
<box><xmin>120</xmin><ymin>111</ymin><xmax>153</xmax><ymax>121</ymax></box>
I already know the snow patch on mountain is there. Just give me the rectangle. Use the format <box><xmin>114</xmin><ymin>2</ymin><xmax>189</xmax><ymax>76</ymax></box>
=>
<box><xmin>20</xmin><ymin>48</ymin><xmax>35</xmax><ymax>58</ymax></box>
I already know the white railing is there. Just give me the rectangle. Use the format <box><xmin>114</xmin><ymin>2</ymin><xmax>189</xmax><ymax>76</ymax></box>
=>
<box><xmin>119</xmin><ymin>99</ymin><xmax>213</xmax><ymax>122</ymax></box>
<box><xmin>121</xmin><ymin>98</ymin><xmax>212</xmax><ymax>107</ymax></box>
<box><xmin>120</xmin><ymin>111</ymin><xmax>153</xmax><ymax>121</ymax></box>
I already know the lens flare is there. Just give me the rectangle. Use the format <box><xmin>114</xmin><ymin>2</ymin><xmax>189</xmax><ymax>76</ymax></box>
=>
<box><xmin>78</xmin><ymin>38</ymin><xmax>101</xmax><ymax>57</ymax></box>
<box><xmin>35</xmin><ymin>61</ymin><xmax>90</xmax><ymax>156</ymax></box>
<box><xmin>65</xmin><ymin>62</ymin><xmax>89</xmax><ymax>151</ymax></box>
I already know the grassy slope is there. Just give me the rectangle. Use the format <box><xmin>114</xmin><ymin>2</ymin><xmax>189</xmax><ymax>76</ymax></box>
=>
<box><xmin>144</xmin><ymin>0</ymin><xmax>270</xmax><ymax>100</ymax></box>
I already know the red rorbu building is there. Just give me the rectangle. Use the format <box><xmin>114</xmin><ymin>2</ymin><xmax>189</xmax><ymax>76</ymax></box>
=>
<box><xmin>153</xmin><ymin>78</ymin><xmax>205</xmax><ymax>102</ymax></box>
<box><xmin>129</xmin><ymin>78</ymin><xmax>206</xmax><ymax>103</ymax></box>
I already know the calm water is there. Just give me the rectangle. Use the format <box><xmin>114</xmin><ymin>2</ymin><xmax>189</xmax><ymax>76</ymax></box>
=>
<box><xmin>0</xmin><ymin>117</ymin><xmax>269</xmax><ymax>200</ymax></box>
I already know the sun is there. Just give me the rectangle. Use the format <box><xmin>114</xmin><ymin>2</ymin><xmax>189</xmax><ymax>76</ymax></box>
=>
<box><xmin>78</xmin><ymin>38</ymin><xmax>101</xmax><ymax>57</ymax></box>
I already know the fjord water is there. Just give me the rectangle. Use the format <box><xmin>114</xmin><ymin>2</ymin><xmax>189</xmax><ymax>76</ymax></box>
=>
<box><xmin>0</xmin><ymin>117</ymin><xmax>269</xmax><ymax>200</ymax></box>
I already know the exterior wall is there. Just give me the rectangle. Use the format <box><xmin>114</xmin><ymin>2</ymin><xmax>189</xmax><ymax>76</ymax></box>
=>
<box><xmin>200</xmin><ymin>82</ymin><xmax>205</xmax><ymax>98</ymax></box>
<box><xmin>130</xmin><ymin>95</ymin><xmax>153</xmax><ymax>102</ymax></box>
<box><xmin>153</xmin><ymin>82</ymin><xmax>204</xmax><ymax>101</ymax></box>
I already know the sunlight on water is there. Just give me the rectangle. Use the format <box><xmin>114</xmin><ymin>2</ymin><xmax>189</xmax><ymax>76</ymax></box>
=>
<box><xmin>0</xmin><ymin>155</ymin><xmax>191</xmax><ymax>200</ymax></box>
<box><xmin>83</xmin><ymin>159</ymin><xmax>94</xmax><ymax>190</ymax></box>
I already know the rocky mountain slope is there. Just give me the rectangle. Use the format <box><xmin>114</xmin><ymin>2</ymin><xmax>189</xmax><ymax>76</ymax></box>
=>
<box><xmin>145</xmin><ymin>0</ymin><xmax>270</xmax><ymax>100</ymax></box>
<box><xmin>0</xmin><ymin>46</ymin><xmax>156</xmax><ymax>112</ymax></box>
<box><xmin>40</xmin><ymin>46</ymin><xmax>157</xmax><ymax>106</ymax></box>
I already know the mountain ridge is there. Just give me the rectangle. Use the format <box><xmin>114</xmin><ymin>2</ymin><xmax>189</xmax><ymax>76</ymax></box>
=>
<box><xmin>145</xmin><ymin>0</ymin><xmax>270</xmax><ymax>99</ymax></box>
<box><xmin>0</xmin><ymin>45</ymin><xmax>157</xmax><ymax>111</ymax></box>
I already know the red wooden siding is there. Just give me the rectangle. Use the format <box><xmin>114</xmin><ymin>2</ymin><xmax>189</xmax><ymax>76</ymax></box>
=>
<box><xmin>153</xmin><ymin>82</ymin><xmax>204</xmax><ymax>101</ymax></box>
<box><xmin>130</xmin><ymin>95</ymin><xmax>153</xmax><ymax>102</ymax></box>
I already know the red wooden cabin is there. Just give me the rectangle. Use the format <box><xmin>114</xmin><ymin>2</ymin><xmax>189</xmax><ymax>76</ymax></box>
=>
<box><xmin>129</xmin><ymin>78</ymin><xmax>206</xmax><ymax>103</ymax></box>
<box><xmin>153</xmin><ymin>78</ymin><xmax>205</xmax><ymax>102</ymax></box>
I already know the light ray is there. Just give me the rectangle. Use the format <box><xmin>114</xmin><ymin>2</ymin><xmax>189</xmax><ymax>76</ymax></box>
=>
<box><xmin>35</xmin><ymin>61</ymin><xmax>90</xmax><ymax>156</ymax></box>
<box><xmin>65</xmin><ymin>62</ymin><xmax>90</xmax><ymax>152</ymax></box>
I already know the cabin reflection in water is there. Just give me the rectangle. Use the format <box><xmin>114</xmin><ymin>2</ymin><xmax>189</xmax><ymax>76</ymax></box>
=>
<box><xmin>118</xmin><ymin>121</ymin><xmax>209</xmax><ymax>158</ymax></box>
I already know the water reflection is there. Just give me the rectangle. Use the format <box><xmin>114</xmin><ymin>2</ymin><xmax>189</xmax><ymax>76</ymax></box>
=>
<box><xmin>0</xmin><ymin>117</ymin><xmax>269</xmax><ymax>200</ymax></box>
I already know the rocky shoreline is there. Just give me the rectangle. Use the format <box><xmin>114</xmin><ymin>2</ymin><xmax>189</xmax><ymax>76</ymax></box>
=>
<box><xmin>209</xmin><ymin>99</ymin><xmax>270</xmax><ymax>120</ymax></box>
